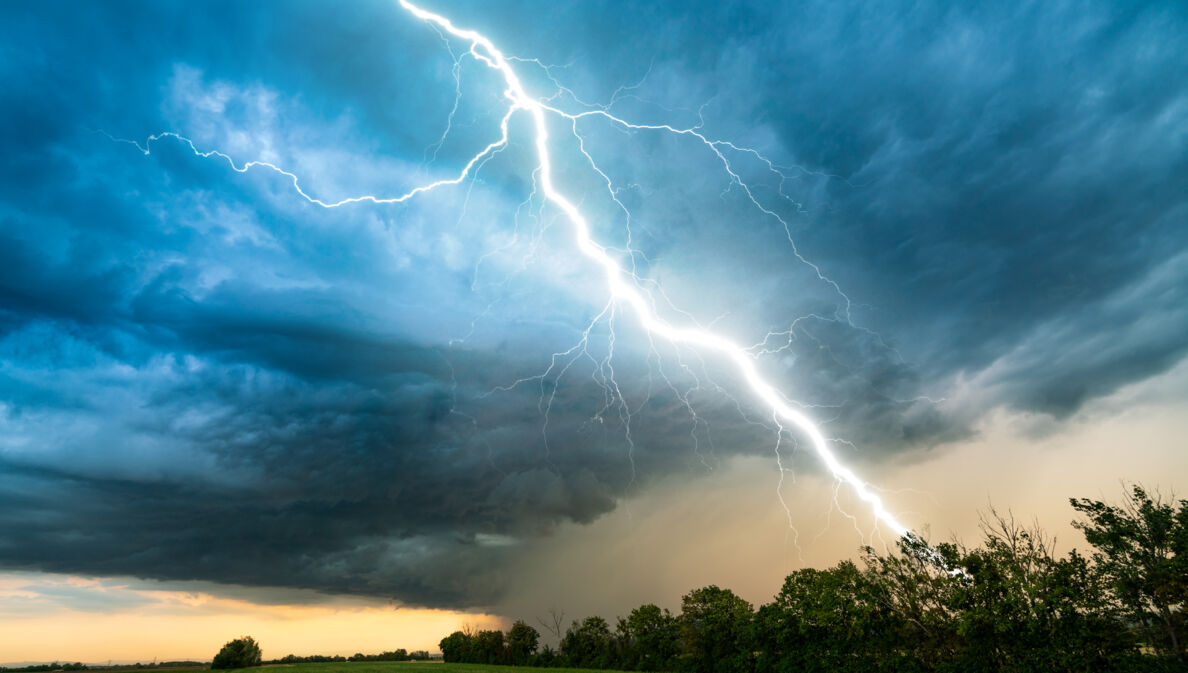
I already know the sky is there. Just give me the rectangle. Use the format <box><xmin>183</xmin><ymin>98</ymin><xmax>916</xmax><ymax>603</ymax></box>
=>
<box><xmin>2</xmin><ymin>0</ymin><xmax>1187</xmax><ymax>663</ymax></box>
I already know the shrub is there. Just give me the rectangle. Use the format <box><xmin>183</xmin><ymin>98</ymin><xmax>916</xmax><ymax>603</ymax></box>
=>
<box><xmin>211</xmin><ymin>636</ymin><xmax>262</xmax><ymax>669</ymax></box>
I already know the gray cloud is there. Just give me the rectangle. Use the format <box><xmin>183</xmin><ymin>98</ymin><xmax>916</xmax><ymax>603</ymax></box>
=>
<box><xmin>0</xmin><ymin>0</ymin><xmax>1184</xmax><ymax>610</ymax></box>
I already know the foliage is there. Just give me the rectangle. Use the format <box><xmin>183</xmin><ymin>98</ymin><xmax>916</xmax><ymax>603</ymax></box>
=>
<box><xmin>440</xmin><ymin>485</ymin><xmax>1182</xmax><ymax>673</ymax></box>
<box><xmin>347</xmin><ymin>651</ymin><xmax>409</xmax><ymax>662</ymax></box>
<box><xmin>227</xmin><ymin>664</ymin><xmax>607</xmax><ymax>673</ymax></box>
<box><xmin>616</xmin><ymin>604</ymin><xmax>679</xmax><ymax>672</ymax></box>
<box><xmin>211</xmin><ymin>636</ymin><xmax>262</xmax><ymax>670</ymax></box>
<box><xmin>1071</xmin><ymin>485</ymin><xmax>1187</xmax><ymax>662</ymax></box>
<box><xmin>508</xmin><ymin>621</ymin><xmax>542</xmax><ymax>666</ymax></box>
<box><xmin>0</xmin><ymin>665</ymin><xmax>88</xmax><ymax>672</ymax></box>
<box><xmin>677</xmin><ymin>587</ymin><xmax>752</xmax><ymax>673</ymax></box>
<box><xmin>474</xmin><ymin>630</ymin><xmax>508</xmax><ymax>665</ymax></box>
<box><xmin>755</xmin><ymin>560</ymin><xmax>900</xmax><ymax>673</ymax></box>
<box><xmin>440</xmin><ymin>631</ymin><xmax>474</xmax><ymax>664</ymax></box>
<box><xmin>271</xmin><ymin>655</ymin><xmax>348</xmax><ymax>664</ymax></box>
<box><xmin>270</xmin><ymin>648</ymin><xmax>429</xmax><ymax>664</ymax></box>
<box><xmin>560</xmin><ymin>617</ymin><xmax>615</xmax><ymax>670</ymax></box>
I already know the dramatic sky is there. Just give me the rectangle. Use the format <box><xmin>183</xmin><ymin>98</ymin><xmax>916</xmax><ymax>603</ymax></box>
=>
<box><xmin>2</xmin><ymin>0</ymin><xmax>1187</xmax><ymax>662</ymax></box>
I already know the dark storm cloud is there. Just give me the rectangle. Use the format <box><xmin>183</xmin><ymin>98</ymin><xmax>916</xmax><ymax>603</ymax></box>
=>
<box><xmin>734</xmin><ymin>0</ymin><xmax>1188</xmax><ymax>415</ymax></box>
<box><xmin>0</xmin><ymin>0</ymin><xmax>1184</xmax><ymax>609</ymax></box>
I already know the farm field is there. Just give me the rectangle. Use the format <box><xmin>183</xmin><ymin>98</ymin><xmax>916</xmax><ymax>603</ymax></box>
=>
<box><xmin>262</xmin><ymin>664</ymin><xmax>602</xmax><ymax>673</ymax></box>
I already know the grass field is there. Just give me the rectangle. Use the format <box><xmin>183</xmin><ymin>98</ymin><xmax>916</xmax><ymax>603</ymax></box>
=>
<box><xmin>261</xmin><ymin>664</ymin><xmax>603</xmax><ymax>673</ymax></box>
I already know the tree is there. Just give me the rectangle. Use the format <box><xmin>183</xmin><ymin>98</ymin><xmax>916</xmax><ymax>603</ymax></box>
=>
<box><xmin>679</xmin><ymin>586</ymin><xmax>753</xmax><ymax>673</ymax></box>
<box><xmin>439</xmin><ymin>630</ymin><xmax>473</xmax><ymax>663</ymax></box>
<box><xmin>858</xmin><ymin>534</ymin><xmax>964</xmax><ymax>665</ymax></box>
<box><xmin>618</xmin><ymin>604</ymin><xmax>679</xmax><ymax>672</ymax></box>
<box><xmin>508</xmin><ymin>620</ymin><xmax>541</xmax><ymax>665</ymax></box>
<box><xmin>854</xmin><ymin>512</ymin><xmax>1138</xmax><ymax>673</ymax></box>
<box><xmin>473</xmin><ymin>629</ymin><xmax>507</xmax><ymax>664</ymax></box>
<box><xmin>211</xmin><ymin>636</ymin><xmax>262</xmax><ymax>669</ymax></box>
<box><xmin>1072</xmin><ymin>485</ymin><xmax>1187</xmax><ymax>662</ymax></box>
<box><xmin>561</xmin><ymin>616</ymin><xmax>615</xmax><ymax>669</ymax></box>
<box><xmin>756</xmin><ymin>562</ymin><xmax>895</xmax><ymax>673</ymax></box>
<box><xmin>533</xmin><ymin>644</ymin><xmax>561</xmax><ymax>668</ymax></box>
<box><xmin>430</xmin><ymin>487</ymin><xmax>1184</xmax><ymax>672</ymax></box>
<box><xmin>945</xmin><ymin>509</ymin><xmax>1135</xmax><ymax>672</ymax></box>
<box><xmin>537</xmin><ymin>608</ymin><xmax>567</xmax><ymax>642</ymax></box>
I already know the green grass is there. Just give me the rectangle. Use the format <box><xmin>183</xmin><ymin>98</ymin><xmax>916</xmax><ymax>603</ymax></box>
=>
<box><xmin>261</xmin><ymin>664</ymin><xmax>609</xmax><ymax>673</ymax></box>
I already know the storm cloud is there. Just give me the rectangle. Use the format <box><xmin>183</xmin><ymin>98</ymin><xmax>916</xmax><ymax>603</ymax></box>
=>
<box><xmin>0</xmin><ymin>0</ymin><xmax>1185</xmax><ymax>609</ymax></box>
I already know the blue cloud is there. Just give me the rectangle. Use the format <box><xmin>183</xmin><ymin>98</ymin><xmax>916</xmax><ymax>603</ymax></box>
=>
<box><xmin>0</xmin><ymin>0</ymin><xmax>1184</xmax><ymax>607</ymax></box>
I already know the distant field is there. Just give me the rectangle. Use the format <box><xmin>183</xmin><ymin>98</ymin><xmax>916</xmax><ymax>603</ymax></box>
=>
<box><xmin>261</xmin><ymin>664</ymin><xmax>606</xmax><ymax>673</ymax></box>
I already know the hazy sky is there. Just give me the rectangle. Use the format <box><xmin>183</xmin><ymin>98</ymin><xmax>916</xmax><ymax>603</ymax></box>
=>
<box><xmin>2</xmin><ymin>0</ymin><xmax>1186</xmax><ymax>663</ymax></box>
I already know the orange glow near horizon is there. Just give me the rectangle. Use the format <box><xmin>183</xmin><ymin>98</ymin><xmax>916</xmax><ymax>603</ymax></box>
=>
<box><xmin>0</xmin><ymin>574</ymin><xmax>503</xmax><ymax>665</ymax></box>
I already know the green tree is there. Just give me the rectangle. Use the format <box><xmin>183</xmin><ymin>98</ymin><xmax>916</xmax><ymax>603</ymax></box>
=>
<box><xmin>755</xmin><ymin>561</ymin><xmax>898</xmax><ymax>673</ymax></box>
<box><xmin>944</xmin><ymin>511</ymin><xmax>1134</xmax><ymax>672</ymax></box>
<box><xmin>618</xmin><ymin>604</ymin><xmax>679</xmax><ymax>672</ymax></box>
<box><xmin>857</xmin><ymin>513</ymin><xmax>1138</xmax><ymax>673</ymax></box>
<box><xmin>508</xmin><ymin>620</ymin><xmax>541</xmax><ymax>665</ymax></box>
<box><xmin>210</xmin><ymin>636</ymin><xmax>262</xmax><ymax>669</ymax></box>
<box><xmin>473</xmin><ymin>629</ymin><xmax>507</xmax><ymax>664</ymax></box>
<box><xmin>859</xmin><ymin>535</ymin><xmax>964</xmax><ymax>666</ymax></box>
<box><xmin>561</xmin><ymin>616</ymin><xmax>615</xmax><ymax>669</ymax></box>
<box><xmin>1072</xmin><ymin>485</ymin><xmax>1187</xmax><ymax>662</ymax></box>
<box><xmin>439</xmin><ymin>630</ymin><xmax>473</xmax><ymax>663</ymax></box>
<box><xmin>679</xmin><ymin>586</ymin><xmax>753</xmax><ymax>673</ymax></box>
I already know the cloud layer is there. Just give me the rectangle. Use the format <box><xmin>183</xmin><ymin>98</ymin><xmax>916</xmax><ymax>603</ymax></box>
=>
<box><xmin>0</xmin><ymin>0</ymin><xmax>1185</xmax><ymax>609</ymax></box>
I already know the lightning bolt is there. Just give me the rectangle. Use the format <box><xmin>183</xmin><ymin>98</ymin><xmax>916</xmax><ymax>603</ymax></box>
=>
<box><xmin>113</xmin><ymin>0</ymin><xmax>914</xmax><ymax>542</ymax></box>
<box><xmin>394</xmin><ymin>0</ymin><xmax>910</xmax><ymax>538</ymax></box>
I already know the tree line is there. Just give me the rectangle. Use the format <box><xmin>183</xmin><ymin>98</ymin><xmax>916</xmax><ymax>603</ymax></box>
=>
<box><xmin>211</xmin><ymin>636</ymin><xmax>434</xmax><ymax>669</ymax></box>
<box><xmin>0</xmin><ymin>664</ymin><xmax>203</xmax><ymax>672</ymax></box>
<box><xmin>270</xmin><ymin>650</ymin><xmax>432</xmax><ymax>664</ymax></box>
<box><xmin>440</xmin><ymin>486</ymin><xmax>1186</xmax><ymax>673</ymax></box>
<box><xmin>0</xmin><ymin>665</ymin><xmax>88</xmax><ymax>672</ymax></box>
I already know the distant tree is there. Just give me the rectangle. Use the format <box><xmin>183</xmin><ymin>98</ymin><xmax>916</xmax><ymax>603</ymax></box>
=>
<box><xmin>617</xmin><ymin>604</ymin><xmax>679</xmax><ymax>672</ymax></box>
<box><xmin>1072</xmin><ymin>485</ymin><xmax>1187</xmax><ymax>662</ymax></box>
<box><xmin>211</xmin><ymin>636</ymin><xmax>262</xmax><ymax>669</ymax></box>
<box><xmin>508</xmin><ymin>620</ymin><xmax>541</xmax><ymax>665</ymax></box>
<box><xmin>0</xmin><ymin>664</ymin><xmax>89</xmax><ymax>673</ymax></box>
<box><xmin>473</xmin><ymin>629</ymin><xmax>507</xmax><ymax>664</ymax></box>
<box><xmin>679</xmin><ymin>586</ymin><xmax>753</xmax><ymax>673</ymax></box>
<box><xmin>531</xmin><ymin>644</ymin><xmax>560</xmax><ymax>668</ymax></box>
<box><xmin>439</xmin><ymin>631</ymin><xmax>473</xmax><ymax>663</ymax></box>
<box><xmin>561</xmin><ymin>616</ymin><xmax>615</xmax><ymax>669</ymax></box>
<box><xmin>537</xmin><ymin>608</ymin><xmax>567</xmax><ymax>642</ymax></box>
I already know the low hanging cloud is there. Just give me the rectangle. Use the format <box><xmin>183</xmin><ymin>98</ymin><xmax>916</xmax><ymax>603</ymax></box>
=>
<box><xmin>0</xmin><ymin>0</ymin><xmax>1185</xmax><ymax>609</ymax></box>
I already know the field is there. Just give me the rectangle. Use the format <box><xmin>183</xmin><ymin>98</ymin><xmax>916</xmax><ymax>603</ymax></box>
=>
<box><xmin>261</xmin><ymin>664</ymin><xmax>602</xmax><ymax>673</ymax></box>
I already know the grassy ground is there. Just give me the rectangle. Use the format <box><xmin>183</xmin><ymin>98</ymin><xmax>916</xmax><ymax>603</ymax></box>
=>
<box><xmin>262</xmin><ymin>664</ymin><xmax>605</xmax><ymax>673</ymax></box>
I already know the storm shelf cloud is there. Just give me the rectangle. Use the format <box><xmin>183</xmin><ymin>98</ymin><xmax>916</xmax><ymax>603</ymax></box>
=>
<box><xmin>0</xmin><ymin>0</ymin><xmax>1185</xmax><ymax>610</ymax></box>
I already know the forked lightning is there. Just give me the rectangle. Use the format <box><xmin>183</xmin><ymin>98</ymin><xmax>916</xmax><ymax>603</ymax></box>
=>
<box><xmin>117</xmin><ymin>0</ymin><xmax>913</xmax><ymax>541</ymax></box>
